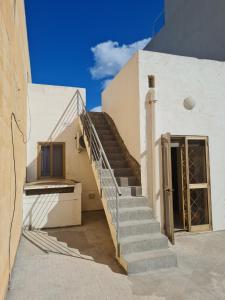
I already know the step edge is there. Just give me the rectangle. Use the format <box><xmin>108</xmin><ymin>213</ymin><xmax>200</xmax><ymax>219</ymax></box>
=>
<box><xmin>123</xmin><ymin>249</ymin><xmax>177</xmax><ymax>263</ymax></box>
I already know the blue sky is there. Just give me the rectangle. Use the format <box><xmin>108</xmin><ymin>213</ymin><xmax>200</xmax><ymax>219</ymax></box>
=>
<box><xmin>25</xmin><ymin>0</ymin><xmax>164</xmax><ymax>110</ymax></box>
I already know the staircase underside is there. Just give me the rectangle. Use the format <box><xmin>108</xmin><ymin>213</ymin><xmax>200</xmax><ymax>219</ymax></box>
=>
<box><xmin>80</xmin><ymin>112</ymin><xmax>177</xmax><ymax>274</ymax></box>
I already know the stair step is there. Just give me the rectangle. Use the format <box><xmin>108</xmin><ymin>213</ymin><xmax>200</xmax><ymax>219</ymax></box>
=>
<box><xmin>91</xmin><ymin>120</ymin><xmax>108</xmax><ymax>126</ymax></box>
<box><xmin>107</xmin><ymin>153</ymin><xmax>125</xmax><ymax>160</ymax></box>
<box><xmin>120</xmin><ymin>233</ymin><xmax>168</xmax><ymax>255</ymax></box>
<box><xmin>89</xmin><ymin>114</ymin><xmax>106</xmax><ymax>120</ymax></box>
<box><xmin>112</xmin><ymin>207</ymin><xmax>153</xmax><ymax>222</ymax></box>
<box><xmin>121</xmin><ymin>186</ymin><xmax>142</xmax><ymax>196</ymax></box>
<box><xmin>96</xmin><ymin>129</ymin><xmax>113</xmax><ymax>135</ymax></box>
<box><xmin>98</xmin><ymin>169</ymin><xmax>113</xmax><ymax>177</ymax></box>
<box><xmin>90</xmin><ymin>114</ymin><xmax>105</xmax><ymax>118</ymax></box>
<box><xmin>124</xmin><ymin>249</ymin><xmax>177</xmax><ymax>274</ymax></box>
<box><xmin>89</xmin><ymin>114</ymin><xmax>105</xmax><ymax>120</ymax></box>
<box><xmin>98</xmin><ymin>134</ymin><xmax>116</xmax><ymax>141</ymax></box>
<box><xmin>94</xmin><ymin>124</ymin><xmax>111</xmax><ymax>130</ymax></box>
<box><xmin>114</xmin><ymin>168</ymin><xmax>133</xmax><ymax>177</ymax></box>
<box><xmin>104</xmin><ymin>147</ymin><xmax>123</xmax><ymax>154</ymax></box>
<box><xmin>110</xmin><ymin>160</ymin><xmax>129</xmax><ymax>168</ymax></box>
<box><xmin>116</xmin><ymin>176</ymin><xmax>138</xmax><ymax>186</ymax></box>
<box><xmin>89</xmin><ymin>116</ymin><xmax>108</xmax><ymax>125</ymax></box>
<box><xmin>102</xmin><ymin>140</ymin><xmax>118</xmax><ymax>147</ymax></box>
<box><xmin>119</xmin><ymin>219</ymin><xmax>160</xmax><ymax>238</ymax></box>
<box><xmin>108</xmin><ymin>196</ymin><xmax>148</xmax><ymax>208</ymax></box>
<box><xmin>103</xmin><ymin>185</ymin><xmax>142</xmax><ymax>196</ymax></box>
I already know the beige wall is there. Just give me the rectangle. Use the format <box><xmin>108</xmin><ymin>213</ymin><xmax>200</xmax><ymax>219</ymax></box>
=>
<box><xmin>27</xmin><ymin>84</ymin><xmax>102</xmax><ymax>212</ymax></box>
<box><xmin>102</xmin><ymin>53</ymin><xmax>140</xmax><ymax>163</ymax></box>
<box><xmin>102</xmin><ymin>53</ymin><xmax>153</xmax><ymax>202</ymax></box>
<box><xmin>0</xmin><ymin>1</ymin><xmax>31</xmax><ymax>298</ymax></box>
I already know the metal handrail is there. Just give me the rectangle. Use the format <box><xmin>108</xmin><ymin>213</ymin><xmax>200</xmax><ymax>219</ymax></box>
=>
<box><xmin>76</xmin><ymin>90</ymin><xmax>122</xmax><ymax>195</ymax></box>
<box><xmin>74</xmin><ymin>90</ymin><xmax>122</xmax><ymax>256</ymax></box>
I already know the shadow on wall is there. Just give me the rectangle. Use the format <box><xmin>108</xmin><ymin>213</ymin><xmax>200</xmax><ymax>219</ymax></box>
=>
<box><xmin>25</xmin><ymin>92</ymin><xmax>102</xmax><ymax>229</ymax></box>
<box><xmin>26</xmin><ymin>91</ymin><xmax>79</xmax><ymax>180</ymax></box>
<box><xmin>140</xmin><ymin>136</ymin><xmax>164</xmax><ymax>231</ymax></box>
<box><xmin>23</xmin><ymin>192</ymin><xmax>81</xmax><ymax>229</ymax></box>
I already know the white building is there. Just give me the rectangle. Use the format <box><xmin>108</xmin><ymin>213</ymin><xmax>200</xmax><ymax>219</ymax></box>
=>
<box><xmin>102</xmin><ymin>0</ymin><xmax>225</xmax><ymax>244</ymax></box>
<box><xmin>103</xmin><ymin>50</ymin><xmax>225</xmax><ymax>243</ymax></box>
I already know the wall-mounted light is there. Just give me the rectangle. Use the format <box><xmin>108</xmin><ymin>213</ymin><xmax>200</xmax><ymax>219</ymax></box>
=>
<box><xmin>183</xmin><ymin>97</ymin><xmax>196</xmax><ymax>110</ymax></box>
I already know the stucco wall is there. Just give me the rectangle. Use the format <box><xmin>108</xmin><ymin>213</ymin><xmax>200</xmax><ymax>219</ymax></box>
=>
<box><xmin>145</xmin><ymin>0</ymin><xmax>225</xmax><ymax>61</ymax></box>
<box><xmin>138</xmin><ymin>50</ymin><xmax>225</xmax><ymax>231</ymax></box>
<box><xmin>102</xmin><ymin>53</ymin><xmax>140</xmax><ymax>163</ymax></box>
<box><xmin>27</xmin><ymin>84</ymin><xmax>102</xmax><ymax>212</ymax></box>
<box><xmin>23</xmin><ymin>183</ymin><xmax>82</xmax><ymax>228</ymax></box>
<box><xmin>0</xmin><ymin>0</ymin><xmax>31</xmax><ymax>298</ymax></box>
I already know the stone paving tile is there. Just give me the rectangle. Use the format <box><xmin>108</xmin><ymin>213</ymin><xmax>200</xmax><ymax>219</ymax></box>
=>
<box><xmin>7</xmin><ymin>212</ymin><xmax>225</xmax><ymax>300</ymax></box>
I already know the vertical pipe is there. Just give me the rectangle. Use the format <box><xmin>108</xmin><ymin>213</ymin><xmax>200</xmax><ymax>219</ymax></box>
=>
<box><xmin>146</xmin><ymin>88</ymin><xmax>157</xmax><ymax>215</ymax></box>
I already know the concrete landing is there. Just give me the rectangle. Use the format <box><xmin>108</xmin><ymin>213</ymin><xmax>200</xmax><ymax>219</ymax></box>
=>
<box><xmin>7</xmin><ymin>211</ymin><xmax>225</xmax><ymax>300</ymax></box>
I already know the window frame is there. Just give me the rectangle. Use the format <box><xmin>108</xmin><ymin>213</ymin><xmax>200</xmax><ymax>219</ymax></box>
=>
<box><xmin>37</xmin><ymin>142</ymin><xmax>65</xmax><ymax>179</ymax></box>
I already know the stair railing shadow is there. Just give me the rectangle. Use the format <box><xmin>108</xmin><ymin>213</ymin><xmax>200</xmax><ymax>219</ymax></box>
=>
<box><xmin>47</xmin><ymin>90</ymin><xmax>79</xmax><ymax>142</ymax></box>
<box><xmin>24</xmin><ymin>90</ymin><xmax>81</xmax><ymax>230</ymax></box>
<box><xmin>22</xmin><ymin>229</ymin><xmax>94</xmax><ymax>261</ymax></box>
<box><xmin>24</xmin><ymin>90</ymin><xmax>124</xmax><ymax>273</ymax></box>
<box><xmin>44</xmin><ymin>211</ymin><xmax>126</xmax><ymax>274</ymax></box>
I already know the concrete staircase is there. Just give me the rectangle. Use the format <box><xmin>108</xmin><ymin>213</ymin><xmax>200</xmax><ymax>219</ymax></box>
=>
<box><xmin>79</xmin><ymin>111</ymin><xmax>177</xmax><ymax>274</ymax></box>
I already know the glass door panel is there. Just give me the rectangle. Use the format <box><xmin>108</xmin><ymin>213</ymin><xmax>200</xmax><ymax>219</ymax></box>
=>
<box><xmin>188</xmin><ymin>140</ymin><xmax>207</xmax><ymax>184</ymax></box>
<box><xmin>186</xmin><ymin>137</ymin><xmax>212</xmax><ymax>231</ymax></box>
<box><xmin>190</xmin><ymin>188</ymin><xmax>209</xmax><ymax>226</ymax></box>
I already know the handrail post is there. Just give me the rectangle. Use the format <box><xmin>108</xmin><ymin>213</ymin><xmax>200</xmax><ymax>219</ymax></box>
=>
<box><xmin>100</xmin><ymin>149</ymin><xmax>102</xmax><ymax>190</ymax></box>
<box><xmin>77</xmin><ymin>92</ymin><xmax>79</xmax><ymax>116</ymax></box>
<box><xmin>90</xmin><ymin>125</ymin><xmax>92</xmax><ymax>161</ymax></box>
<box><xmin>116</xmin><ymin>190</ymin><xmax>120</xmax><ymax>257</ymax></box>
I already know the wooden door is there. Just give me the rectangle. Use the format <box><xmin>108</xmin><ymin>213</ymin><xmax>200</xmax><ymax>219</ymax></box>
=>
<box><xmin>161</xmin><ymin>133</ymin><xmax>175</xmax><ymax>244</ymax></box>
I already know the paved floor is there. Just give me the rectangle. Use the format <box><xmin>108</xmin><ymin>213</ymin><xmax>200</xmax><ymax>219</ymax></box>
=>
<box><xmin>7</xmin><ymin>211</ymin><xmax>225</xmax><ymax>300</ymax></box>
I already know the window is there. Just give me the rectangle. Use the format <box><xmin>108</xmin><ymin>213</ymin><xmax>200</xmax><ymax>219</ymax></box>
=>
<box><xmin>148</xmin><ymin>75</ymin><xmax>155</xmax><ymax>88</ymax></box>
<box><xmin>38</xmin><ymin>142</ymin><xmax>65</xmax><ymax>178</ymax></box>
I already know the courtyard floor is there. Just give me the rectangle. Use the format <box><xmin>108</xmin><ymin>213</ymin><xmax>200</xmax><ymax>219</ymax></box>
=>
<box><xmin>7</xmin><ymin>211</ymin><xmax>225</xmax><ymax>300</ymax></box>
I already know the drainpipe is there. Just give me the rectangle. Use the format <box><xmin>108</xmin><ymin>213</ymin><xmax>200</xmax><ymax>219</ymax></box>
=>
<box><xmin>146</xmin><ymin>88</ymin><xmax>157</xmax><ymax>217</ymax></box>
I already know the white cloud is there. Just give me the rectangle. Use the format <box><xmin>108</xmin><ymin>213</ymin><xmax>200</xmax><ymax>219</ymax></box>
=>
<box><xmin>90</xmin><ymin>37</ymin><xmax>151</xmax><ymax>81</ymax></box>
<box><xmin>90</xmin><ymin>106</ymin><xmax>102</xmax><ymax>112</ymax></box>
<box><xmin>102</xmin><ymin>79</ymin><xmax>112</xmax><ymax>90</ymax></box>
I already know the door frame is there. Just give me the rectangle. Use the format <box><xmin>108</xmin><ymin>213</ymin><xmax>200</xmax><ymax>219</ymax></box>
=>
<box><xmin>161</xmin><ymin>134</ymin><xmax>212</xmax><ymax>241</ymax></box>
<box><xmin>185</xmin><ymin>136</ymin><xmax>212</xmax><ymax>232</ymax></box>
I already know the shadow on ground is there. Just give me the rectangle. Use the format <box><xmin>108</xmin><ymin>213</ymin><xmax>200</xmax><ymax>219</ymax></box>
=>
<box><xmin>43</xmin><ymin>210</ymin><xmax>125</xmax><ymax>274</ymax></box>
